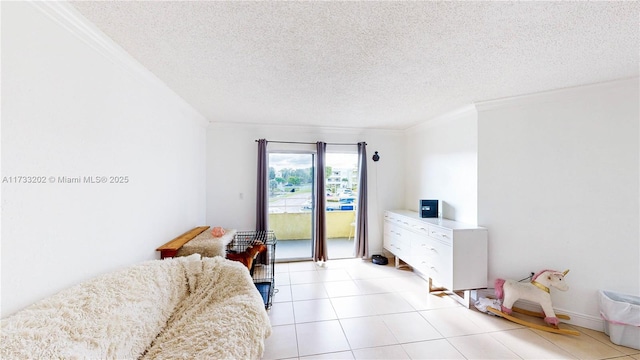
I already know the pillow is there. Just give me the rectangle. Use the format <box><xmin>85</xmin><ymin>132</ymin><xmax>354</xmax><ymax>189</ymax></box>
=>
<box><xmin>211</xmin><ymin>227</ymin><xmax>226</xmax><ymax>237</ymax></box>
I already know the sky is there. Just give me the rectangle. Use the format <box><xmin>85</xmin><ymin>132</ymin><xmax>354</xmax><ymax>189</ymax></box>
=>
<box><xmin>269</xmin><ymin>153</ymin><xmax>357</xmax><ymax>171</ymax></box>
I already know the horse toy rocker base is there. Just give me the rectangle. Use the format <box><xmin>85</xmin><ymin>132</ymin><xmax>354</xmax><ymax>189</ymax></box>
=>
<box><xmin>487</xmin><ymin>269</ymin><xmax>580</xmax><ymax>336</ymax></box>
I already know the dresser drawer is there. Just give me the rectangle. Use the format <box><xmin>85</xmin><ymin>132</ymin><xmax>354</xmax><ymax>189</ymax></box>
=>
<box><xmin>387</xmin><ymin>213</ymin><xmax>425</xmax><ymax>231</ymax></box>
<box><xmin>384</xmin><ymin>221</ymin><xmax>410</xmax><ymax>257</ymax></box>
<box><xmin>387</xmin><ymin>237</ymin><xmax>410</xmax><ymax>258</ymax></box>
<box><xmin>411</xmin><ymin>237</ymin><xmax>444</xmax><ymax>260</ymax></box>
<box><xmin>428</xmin><ymin>226</ymin><xmax>453</xmax><ymax>244</ymax></box>
<box><xmin>406</xmin><ymin>219</ymin><xmax>429</xmax><ymax>236</ymax></box>
<box><xmin>392</xmin><ymin>227</ymin><xmax>411</xmax><ymax>248</ymax></box>
<box><xmin>428</xmin><ymin>260</ymin><xmax>453</xmax><ymax>289</ymax></box>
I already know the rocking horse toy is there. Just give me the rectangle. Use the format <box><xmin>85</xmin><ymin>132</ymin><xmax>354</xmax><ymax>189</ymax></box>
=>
<box><xmin>487</xmin><ymin>269</ymin><xmax>580</xmax><ymax>336</ymax></box>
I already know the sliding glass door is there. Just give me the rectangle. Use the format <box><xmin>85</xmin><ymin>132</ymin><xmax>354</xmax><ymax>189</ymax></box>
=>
<box><xmin>268</xmin><ymin>150</ymin><xmax>360</xmax><ymax>261</ymax></box>
<box><xmin>325</xmin><ymin>152</ymin><xmax>359</xmax><ymax>259</ymax></box>
<box><xmin>268</xmin><ymin>152</ymin><xmax>315</xmax><ymax>260</ymax></box>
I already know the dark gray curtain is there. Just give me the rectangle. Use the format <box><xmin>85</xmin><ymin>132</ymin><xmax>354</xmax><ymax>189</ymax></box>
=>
<box><xmin>256</xmin><ymin>139</ymin><xmax>268</xmax><ymax>231</ymax></box>
<box><xmin>314</xmin><ymin>142</ymin><xmax>328</xmax><ymax>262</ymax></box>
<box><xmin>354</xmin><ymin>142</ymin><xmax>369</xmax><ymax>258</ymax></box>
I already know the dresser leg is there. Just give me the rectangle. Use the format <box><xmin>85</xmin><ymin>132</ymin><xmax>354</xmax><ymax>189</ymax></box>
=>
<box><xmin>394</xmin><ymin>257</ymin><xmax>412</xmax><ymax>270</ymax></box>
<box><xmin>428</xmin><ymin>277</ymin><xmax>447</xmax><ymax>292</ymax></box>
<box><xmin>428</xmin><ymin>277</ymin><xmax>476</xmax><ymax>309</ymax></box>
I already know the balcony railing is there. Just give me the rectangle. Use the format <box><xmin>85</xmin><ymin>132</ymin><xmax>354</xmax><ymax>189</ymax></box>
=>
<box><xmin>268</xmin><ymin>211</ymin><xmax>355</xmax><ymax>240</ymax></box>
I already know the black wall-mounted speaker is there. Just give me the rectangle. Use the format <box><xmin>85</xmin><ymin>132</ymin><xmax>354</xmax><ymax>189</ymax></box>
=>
<box><xmin>420</xmin><ymin>200</ymin><xmax>438</xmax><ymax>218</ymax></box>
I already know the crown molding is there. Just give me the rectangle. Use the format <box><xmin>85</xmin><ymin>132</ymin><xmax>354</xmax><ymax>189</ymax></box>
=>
<box><xmin>475</xmin><ymin>77</ymin><xmax>639</xmax><ymax>113</ymax></box>
<box><xmin>28</xmin><ymin>1</ymin><xmax>209</xmax><ymax>128</ymax></box>
<box><xmin>208</xmin><ymin>121</ymin><xmax>404</xmax><ymax>136</ymax></box>
<box><xmin>406</xmin><ymin>104</ymin><xmax>478</xmax><ymax>133</ymax></box>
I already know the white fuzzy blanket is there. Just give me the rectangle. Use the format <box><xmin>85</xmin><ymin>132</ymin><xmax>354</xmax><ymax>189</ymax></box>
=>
<box><xmin>175</xmin><ymin>228</ymin><xmax>236</xmax><ymax>258</ymax></box>
<box><xmin>0</xmin><ymin>254</ymin><xmax>271</xmax><ymax>360</ymax></box>
<box><xmin>142</xmin><ymin>257</ymin><xmax>271</xmax><ymax>359</ymax></box>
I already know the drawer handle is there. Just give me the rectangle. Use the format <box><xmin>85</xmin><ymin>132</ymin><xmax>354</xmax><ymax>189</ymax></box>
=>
<box><xmin>420</xmin><ymin>244</ymin><xmax>437</xmax><ymax>252</ymax></box>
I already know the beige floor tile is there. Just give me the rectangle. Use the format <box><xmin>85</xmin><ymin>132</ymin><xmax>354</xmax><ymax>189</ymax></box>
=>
<box><xmin>491</xmin><ymin>328</ymin><xmax>577</xmax><ymax>359</ymax></box>
<box><xmin>378</xmin><ymin>275</ymin><xmax>431</xmax><ymax>293</ymax></box>
<box><xmin>273</xmin><ymin>285</ymin><xmax>292</xmax><ymax>303</ymax></box>
<box><xmin>352</xmin><ymin>278</ymin><xmax>393</xmax><ymax>295</ymax></box>
<box><xmin>317</xmin><ymin>269</ymin><xmax>352</xmax><ymax>282</ymax></box>
<box><xmin>580</xmin><ymin>326</ymin><xmax>640</xmax><ymax>355</ymax></box>
<box><xmin>314</xmin><ymin>258</ymin><xmax>360</xmax><ymax>270</ymax></box>
<box><xmin>323</xmin><ymin>280</ymin><xmax>363</xmax><ymax>298</ymax></box>
<box><xmin>357</xmin><ymin>276</ymin><xmax>423</xmax><ymax>294</ymax></box>
<box><xmin>290</xmin><ymin>271</ymin><xmax>323</xmax><ymax>284</ymax></box>
<box><xmin>447</xmin><ymin>333</ymin><xmax>520</xmax><ymax>359</ymax></box>
<box><xmin>262</xmin><ymin>324</ymin><xmax>298</xmax><ymax>360</ymax></box>
<box><xmin>381</xmin><ymin>312</ymin><xmax>443</xmax><ymax>343</ymax></box>
<box><xmin>300</xmin><ymin>350</ymin><xmax>354</xmax><ymax>359</ymax></box>
<box><xmin>365</xmin><ymin>293</ymin><xmax>415</xmax><ymax>315</ymax></box>
<box><xmin>269</xmin><ymin>301</ymin><xmax>295</xmax><ymax>326</ymax></box>
<box><xmin>276</xmin><ymin>272</ymin><xmax>291</xmax><ymax>286</ymax></box>
<box><xmin>339</xmin><ymin>316</ymin><xmax>398</xmax><ymax>349</ymax></box>
<box><xmin>352</xmin><ymin>344</ymin><xmax>410</xmax><ymax>359</ymax></box>
<box><xmin>397</xmin><ymin>290</ymin><xmax>460</xmax><ymax>311</ymax></box>
<box><xmin>296</xmin><ymin>320</ymin><xmax>350</xmax><ymax>357</ymax></box>
<box><xmin>275</xmin><ymin>263</ymin><xmax>290</xmax><ymax>273</ymax></box>
<box><xmin>419</xmin><ymin>308</ymin><xmax>487</xmax><ymax>337</ymax></box>
<box><xmin>465</xmin><ymin>307</ymin><xmax>524</xmax><ymax>332</ymax></box>
<box><xmin>293</xmin><ymin>299</ymin><xmax>337</xmax><ymax>323</ymax></box>
<box><xmin>532</xmin><ymin>326</ymin><xmax>626</xmax><ymax>359</ymax></box>
<box><xmin>346</xmin><ymin>265</ymin><xmax>403</xmax><ymax>280</ymax></box>
<box><xmin>291</xmin><ymin>283</ymin><xmax>329</xmax><ymax>301</ymax></box>
<box><xmin>330</xmin><ymin>295</ymin><xmax>378</xmax><ymax>318</ymax></box>
<box><xmin>401</xmin><ymin>339</ymin><xmax>465</xmax><ymax>359</ymax></box>
<box><xmin>288</xmin><ymin>261</ymin><xmax>319</xmax><ymax>272</ymax></box>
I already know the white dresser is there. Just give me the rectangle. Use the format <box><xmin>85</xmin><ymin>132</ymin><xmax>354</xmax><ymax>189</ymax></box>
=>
<box><xmin>384</xmin><ymin>210</ymin><xmax>488</xmax><ymax>306</ymax></box>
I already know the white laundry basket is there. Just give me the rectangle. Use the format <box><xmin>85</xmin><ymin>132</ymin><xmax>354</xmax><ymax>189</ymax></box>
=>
<box><xmin>599</xmin><ymin>290</ymin><xmax>640</xmax><ymax>350</ymax></box>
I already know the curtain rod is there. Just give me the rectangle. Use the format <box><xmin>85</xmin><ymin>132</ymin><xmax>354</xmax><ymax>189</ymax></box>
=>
<box><xmin>255</xmin><ymin>140</ymin><xmax>366</xmax><ymax>146</ymax></box>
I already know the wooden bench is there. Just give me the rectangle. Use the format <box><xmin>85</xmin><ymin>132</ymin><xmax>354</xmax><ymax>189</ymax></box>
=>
<box><xmin>156</xmin><ymin>226</ymin><xmax>210</xmax><ymax>259</ymax></box>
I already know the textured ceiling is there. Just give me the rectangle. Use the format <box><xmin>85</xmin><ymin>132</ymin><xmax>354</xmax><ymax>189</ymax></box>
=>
<box><xmin>70</xmin><ymin>1</ymin><xmax>639</xmax><ymax>130</ymax></box>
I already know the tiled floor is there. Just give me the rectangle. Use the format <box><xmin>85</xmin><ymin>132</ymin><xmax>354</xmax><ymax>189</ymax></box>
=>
<box><xmin>277</xmin><ymin>238</ymin><xmax>356</xmax><ymax>261</ymax></box>
<box><xmin>262</xmin><ymin>258</ymin><xmax>639</xmax><ymax>360</ymax></box>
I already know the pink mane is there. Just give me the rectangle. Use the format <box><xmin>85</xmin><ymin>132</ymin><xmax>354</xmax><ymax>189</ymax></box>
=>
<box><xmin>532</xmin><ymin>269</ymin><xmax>558</xmax><ymax>280</ymax></box>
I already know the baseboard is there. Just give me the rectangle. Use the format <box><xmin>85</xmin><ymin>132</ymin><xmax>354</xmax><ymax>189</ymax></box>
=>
<box><xmin>515</xmin><ymin>301</ymin><xmax>604</xmax><ymax>331</ymax></box>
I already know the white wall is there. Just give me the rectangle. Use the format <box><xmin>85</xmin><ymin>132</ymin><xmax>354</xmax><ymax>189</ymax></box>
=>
<box><xmin>1</xmin><ymin>2</ymin><xmax>207</xmax><ymax>316</ymax></box>
<box><xmin>477</xmin><ymin>78</ymin><xmax>639</xmax><ymax>329</ymax></box>
<box><xmin>404</xmin><ymin>106</ymin><xmax>478</xmax><ymax>224</ymax></box>
<box><xmin>206</xmin><ymin>123</ymin><xmax>405</xmax><ymax>256</ymax></box>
